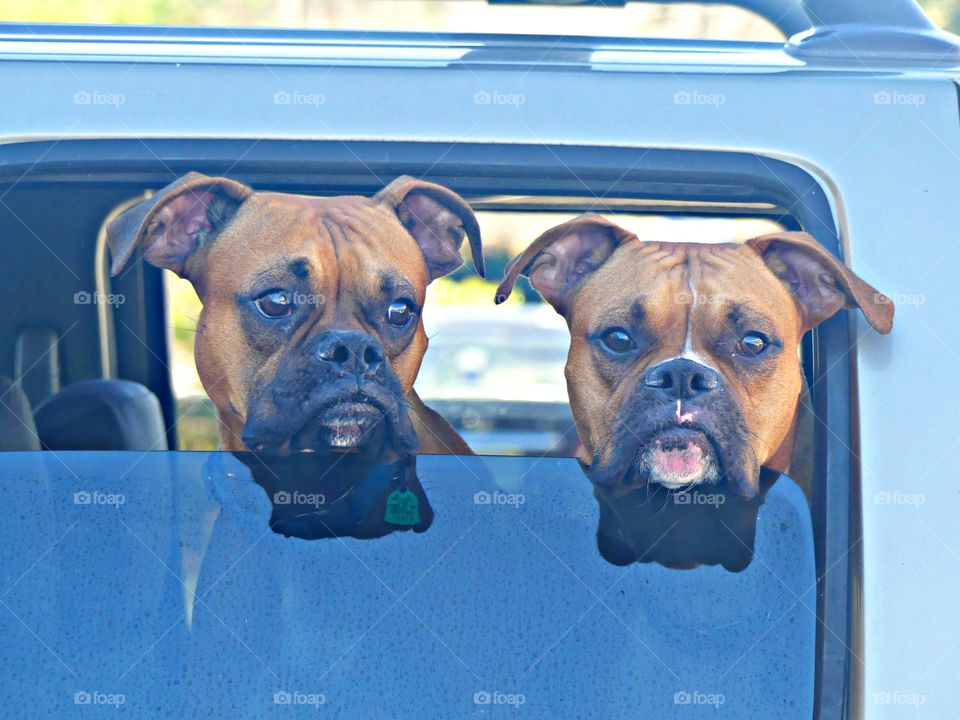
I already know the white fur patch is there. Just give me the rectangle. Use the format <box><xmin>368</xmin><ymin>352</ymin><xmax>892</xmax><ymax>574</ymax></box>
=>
<box><xmin>678</xmin><ymin>273</ymin><xmax>719</xmax><ymax>370</ymax></box>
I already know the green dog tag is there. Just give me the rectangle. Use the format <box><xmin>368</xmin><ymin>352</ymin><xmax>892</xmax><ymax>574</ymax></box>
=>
<box><xmin>384</xmin><ymin>488</ymin><xmax>421</xmax><ymax>526</ymax></box>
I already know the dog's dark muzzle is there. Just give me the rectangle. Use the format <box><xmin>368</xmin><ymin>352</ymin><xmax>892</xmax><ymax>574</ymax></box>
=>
<box><xmin>588</xmin><ymin>359</ymin><xmax>760</xmax><ymax>499</ymax></box>
<box><xmin>240</xmin><ymin>330</ymin><xmax>418</xmax><ymax>455</ymax></box>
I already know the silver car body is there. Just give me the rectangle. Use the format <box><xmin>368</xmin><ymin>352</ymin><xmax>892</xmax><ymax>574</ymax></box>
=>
<box><xmin>0</xmin><ymin>17</ymin><xmax>956</xmax><ymax>717</ymax></box>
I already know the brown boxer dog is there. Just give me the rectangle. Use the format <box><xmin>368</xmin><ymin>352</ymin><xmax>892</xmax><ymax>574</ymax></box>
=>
<box><xmin>496</xmin><ymin>216</ymin><xmax>893</xmax><ymax>500</ymax></box>
<box><xmin>107</xmin><ymin>172</ymin><xmax>483</xmax><ymax>457</ymax></box>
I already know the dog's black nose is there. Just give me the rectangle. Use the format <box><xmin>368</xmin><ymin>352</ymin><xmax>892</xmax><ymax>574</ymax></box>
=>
<box><xmin>643</xmin><ymin>358</ymin><xmax>721</xmax><ymax>400</ymax></box>
<box><xmin>316</xmin><ymin>331</ymin><xmax>384</xmax><ymax>376</ymax></box>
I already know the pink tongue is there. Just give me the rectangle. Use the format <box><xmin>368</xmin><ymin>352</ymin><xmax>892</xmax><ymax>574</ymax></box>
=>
<box><xmin>651</xmin><ymin>443</ymin><xmax>706</xmax><ymax>477</ymax></box>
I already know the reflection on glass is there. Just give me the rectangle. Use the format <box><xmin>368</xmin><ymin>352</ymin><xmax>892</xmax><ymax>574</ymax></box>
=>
<box><xmin>0</xmin><ymin>451</ymin><xmax>815</xmax><ymax>718</ymax></box>
<box><xmin>592</xmin><ymin>469</ymin><xmax>784</xmax><ymax>572</ymax></box>
<box><xmin>232</xmin><ymin>451</ymin><xmax>433</xmax><ymax>540</ymax></box>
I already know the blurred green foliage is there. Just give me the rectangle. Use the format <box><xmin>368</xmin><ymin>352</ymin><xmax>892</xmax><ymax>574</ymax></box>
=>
<box><xmin>0</xmin><ymin>0</ymin><xmax>955</xmax><ymax>34</ymax></box>
<box><xmin>0</xmin><ymin>0</ymin><xmax>270</xmax><ymax>25</ymax></box>
<box><xmin>922</xmin><ymin>0</ymin><xmax>960</xmax><ymax>32</ymax></box>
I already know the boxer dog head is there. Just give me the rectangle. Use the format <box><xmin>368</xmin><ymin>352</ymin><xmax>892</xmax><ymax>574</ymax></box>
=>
<box><xmin>108</xmin><ymin>173</ymin><xmax>482</xmax><ymax>455</ymax></box>
<box><xmin>497</xmin><ymin>215</ymin><xmax>893</xmax><ymax>499</ymax></box>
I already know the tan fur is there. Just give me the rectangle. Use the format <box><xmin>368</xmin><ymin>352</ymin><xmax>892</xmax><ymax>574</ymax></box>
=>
<box><xmin>107</xmin><ymin>174</ymin><xmax>480</xmax><ymax>455</ymax></box>
<box><xmin>191</xmin><ymin>194</ymin><xmax>461</xmax><ymax>452</ymax></box>
<box><xmin>566</xmin><ymin>241</ymin><xmax>805</xmax><ymax>477</ymax></box>
<box><xmin>499</xmin><ymin>217</ymin><xmax>893</xmax><ymax>493</ymax></box>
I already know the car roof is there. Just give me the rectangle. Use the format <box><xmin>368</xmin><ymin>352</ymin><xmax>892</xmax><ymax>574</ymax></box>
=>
<box><xmin>0</xmin><ymin>20</ymin><xmax>957</xmax><ymax>74</ymax></box>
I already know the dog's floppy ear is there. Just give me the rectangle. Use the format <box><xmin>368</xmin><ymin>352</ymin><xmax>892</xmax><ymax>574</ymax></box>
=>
<box><xmin>107</xmin><ymin>172</ymin><xmax>253</xmax><ymax>279</ymax></box>
<box><xmin>375</xmin><ymin>176</ymin><xmax>484</xmax><ymax>280</ymax></box>
<box><xmin>746</xmin><ymin>231</ymin><xmax>893</xmax><ymax>334</ymax></box>
<box><xmin>496</xmin><ymin>214</ymin><xmax>636</xmax><ymax>314</ymax></box>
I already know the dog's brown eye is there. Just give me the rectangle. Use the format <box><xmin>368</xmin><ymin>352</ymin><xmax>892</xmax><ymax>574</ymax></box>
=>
<box><xmin>601</xmin><ymin>328</ymin><xmax>635</xmax><ymax>353</ymax></box>
<box><xmin>386</xmin><ymin>299</ymin><xmax>414</xmax><ymax>327</ymax></box>
<box><xmin>737</xmin><ymin>332</ymin><xmax>768</xmax><ymax>356</ymax></box>
<box><xmin>255</xmin><ymin>290</ymin><xmax>294</xmax><ymax>318</ymax></box>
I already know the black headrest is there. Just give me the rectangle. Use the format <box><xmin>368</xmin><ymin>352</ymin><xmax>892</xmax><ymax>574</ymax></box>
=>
<box><xmin>0</xmin><ymin>376</ymin><xmax>40</xmax><ymax>451</ymax></box>
<box><xmin>34</xmin><ymin>380</ymin><xmax>169</xmax><ymax>451</ymax></box>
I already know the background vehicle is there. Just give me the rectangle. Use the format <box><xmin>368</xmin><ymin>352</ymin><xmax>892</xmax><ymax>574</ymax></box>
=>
<box><xmin>1</xmin><ymin>0</ymin><xmax>957</xmax><ymax>717</ymax></box>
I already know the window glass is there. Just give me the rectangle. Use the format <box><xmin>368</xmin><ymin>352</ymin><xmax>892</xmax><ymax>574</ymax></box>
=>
<box><xmin>0</xmin><ymin>450</ymin><xmax>816</xmax><ymax>718</ymax></box>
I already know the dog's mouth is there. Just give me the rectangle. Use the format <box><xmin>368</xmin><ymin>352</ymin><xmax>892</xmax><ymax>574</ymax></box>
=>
<box><xmin>242</xmin><ymin>386</ymin><xmax>419</xmax><ymax>457</ymax></box>
<box><xmin>289</xmin><ymin>397</ymin><xmax>388</xmax><ymax>452</ymax></box>
<box><xmin>589</xmin><ymin>389</ymin><xmax>761</xmax><ymax>498</ymax></box>
<box><xmin>641</xmin><ymin>426</ymin><xmax>720</xmax><ymax>490</ymax></box>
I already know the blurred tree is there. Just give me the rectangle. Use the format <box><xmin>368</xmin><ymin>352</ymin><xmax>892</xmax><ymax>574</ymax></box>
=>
<box><xmin>0</xmin><ymin>0</ymin><xmax>269</xmax><ymax>25</ymax></box>
<box><xmin>919</xmin><ymin>0</ymin><xmax>960</xmax><ymax>32</ymax></box>
<box><xmin>0</xmin><ymin>0</ymin><xmax>780</xmax><ymax>40</ymax></box>
<box><xmin>0</xmin><ymin>0</ymin><xmax>953</xmax><ymax>35</ymax></box>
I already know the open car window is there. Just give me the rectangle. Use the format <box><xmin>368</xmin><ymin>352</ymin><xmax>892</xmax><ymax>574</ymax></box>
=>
<box><xmin>166</xmin><ymin>212</ymin><xmax>784</xmax><ymax>456</ymax></box>
<box><xmin>0</xmin><ymin>131</ymin><xmax>860</xmax><ymax>717</ymax></box>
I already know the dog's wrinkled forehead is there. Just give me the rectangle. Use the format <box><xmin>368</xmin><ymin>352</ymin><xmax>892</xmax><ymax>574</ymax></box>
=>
<box><xmin>498</xmin><ymin>215</ymin><xmax>893</xmax><ymax>338</ymax></box>
<box><xmin>203</xmin><ymin>194</ymin><xmax>429</xmax><ymax>300</ymax></box>
<box><xmin>571</xmin><ymin>241</ymin><xmax>800</xmax><ymax>343</ymax></box>
<box><xmin>502</xmin><ymin>214</ymin><xmax>893</xmax><ymax>333</ymax></box>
